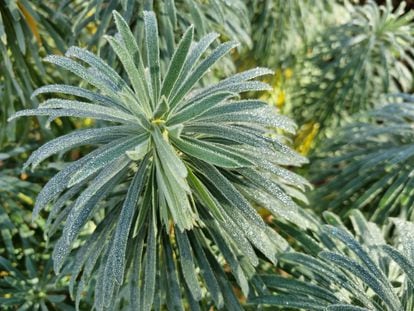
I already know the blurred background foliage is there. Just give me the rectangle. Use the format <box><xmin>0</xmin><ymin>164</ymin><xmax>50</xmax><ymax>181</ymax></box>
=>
<box><xmin>1</xmin><ymin>0</ymin><xmax>414</xmax><ymax>309</ymax></box>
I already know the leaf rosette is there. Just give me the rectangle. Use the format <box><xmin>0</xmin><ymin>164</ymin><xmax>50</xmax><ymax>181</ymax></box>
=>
<box><xmin>10</xmin><ymin>11</ymin><xmax>309</xmax><ymax>310</ymax></box>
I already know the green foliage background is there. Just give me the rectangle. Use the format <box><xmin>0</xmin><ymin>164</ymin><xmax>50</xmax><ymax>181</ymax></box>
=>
<box><xmin>1</xmin><ymin>0</ymin><xmax>414</xmax><ymax>310</ymax></box>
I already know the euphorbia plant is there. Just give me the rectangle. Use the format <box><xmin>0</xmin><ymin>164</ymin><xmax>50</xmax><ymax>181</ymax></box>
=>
<box><xmin>11</xmin><ymin>11</ymin><xmax>309</xmax><ymax>310</ymax></box>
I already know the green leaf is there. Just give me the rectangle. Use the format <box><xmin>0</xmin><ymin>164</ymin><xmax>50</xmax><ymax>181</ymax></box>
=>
<box><xmin>175</xmin><ymin>229</ymin><xmax>202</xmax><ymax>301</ymax></box>
<box><xmin>162</xmin><ymin>232</ymin><xmax>184</xmax><ymax>310</ymax></box>
<box><xmin>319</xmin><ymin>251</ymin><xmax>402</xmax><ymax>311</ymax></box>
<box><xmin>172</xmin><ymin>32</ymin><xmax>219</xmax><ymax>92</ymax></box>
<box><xmin>161</xmin><ymin>26</ymin><xmax>194</xmax><ymax>99</ymax></box>
<box><xmin>142</xmin><ymin>206</ymin><xmax>157</xmax><ymax>311</ymax></box>
<box><xmin>170</xmin><ymin>40</ymin><xmax>239</xmax><ymax>109</ymax></box>
<box><xmin>144</xmin><ymin>11</ymin><xmax>161</xmax><ymax>105</ymax></box>
<box><xmin>168</xmin><ymin>91</ymin><xmax>234</xmax><ymax>125</ymax></box>
<box><xmin>260</xmin><ymin>275</ymin><xmax>339</xmax><ymax>304</ymax></box>
<box><xmin>379</xmin><ymin>245</ymin><xmax>414</xmax><ymax>287</ymax></box>
<box><xmin>173</xmin><ymin>136</ymin><xmax>253</xmax><ymax>168</ymax></box>
<box><xmin>31</xmin><ymin>84</ymin><xmax>126</xmax><ymax>110</ymax></box>
<box><xmin>25</xmin><ymin>126</ymin><xmax>134</xmax><ymax>169</ymax></box>
<box><xmin>194</xmin><ymin>161</ymin><xmax>264</xmax><ymax>228</ymax></box>
<box><xmin>249</xmin><ymin>295</ymin><xmax>327</xmax><ymax>310</ymax></box>
<box><xmin>112</xmin><ymin>11</ymin><xmax>151</xmax><ymax>112</ymax></box>
<box><xmin>152</xmin><ymin>127</ymin><xmax>187</xmax><ymax>179</ymax></box>
<box><xmin>68</xmin><ymin>135</ymin><xmax>147</xmax><ymax>187</ymax></box>
<box><xmin>327</xmin><ymin>305</ymin><xmax>370</xmax><ymax>311</ymax></box>
<box><xmin>52</xmin><ymin>156</ymin><xmax>130</xmax><ymax>273</ymax></box>
<box><xmin>106</xmin><ymin>156</ymin><xmax>149</xmax><ymax>285</ymax></box>
<box><xmin>187</xmin><ymin>168</ymin><xmax>224</xmax><ymax>221</ymax></box>
<box><xmin>190</xmin><ymin>231</ymin><xmax>224</xmax><ymax>308</ymax></box>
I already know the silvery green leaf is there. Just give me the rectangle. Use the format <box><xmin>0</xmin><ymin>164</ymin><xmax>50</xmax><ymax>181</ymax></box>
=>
<box><xmin>168</xmin><ymin>91</ymin><xmax>234</xmax><ymax>125</ymax></box>
<box><xmin>175</xmin><ymin>229</ymin><xmax>202</xmax><ymax>301</ymax></box>
<box><xmin>205</xmin><ymin>224</ymin><xmax>250</xmax><ymax>296</ymax></box>
<box><xmin>25</xmin><ymin>126</ymin><xmax>133</xmax><ymax>169</ymax></box>
<box><xmin>173</xmin><ymin>136</ymin><xmax>253</xmax><ymax>168</ymax></box>
<box><xmin>190</xmin><ymin>232</ymin><xmax>224</xmax><ymax>308</ymax></box>
<box><xmin>152</xmin><ymin>127</ymin><xmax>187</xmax><ymax>180</ymax></box>
<box><xmin>319</xmin><ymin>251</ymin><xmax>401</xmax><ymax>311</ymax></box>
<box><xmin>53</xmin><ymin>156</ymin><xmax>130</xmax><ymax>273</ymax></box>
<box><xmin>218</xmin><ymin>210</ymin><xmax>259</xmax><ymax>266</ymax></box>
<box><xmin>261</xmin><ymin>275</ymin><xmax>339</xmax><ymax>304</ymax></box>
<box><xmin>65</xmin><ymin>46</ymin><xmax>133</xmax><ymax>96</ymax></box>
<box><xmin>187</xmin><ymin>168</ymin><xmax>224</xmax><ymax>221</ymax></box>
<box><xmin>392</xmin><ymin>218</ymin><xmax>414</xmax><ymax>262</ymax></box>
<box><xmin>9</xmin><ymin>106</ymin><xmax>137</xmax><ymax>125</ymax></box>
<box><xmin>172</xmin><ymin>32</ymin><xmax>219</xmax><ymax>92</ymax></box>
<box><xmin>68</xmin><ymin>135</ymin><xmax>147</xmax><ymax>187</ymax></box>
<box><xmin>379</xmin><ymin>245</ymin><xmax>414</xmax><ymax>287</ymax></box>
<box><xmin>191</xmin><ymin>81</ymin><xmax>271</xmax><ymax>103</ymax></box>
<box><xmin>31</xmin><ymin>84</ymin><xmax>126</xmax><ymax>111</ymax></box>
<box><xmin>161</xmin><ymin>26</ymin><xmax>194</xmax><ymax>99</ymax></box>
<box><xmin>322</xmin><ymin>226</ymin><xmax>390</xmax><ymax>286</ymax></box>
<box><xmin>249</xmin><ymin>295</ymin><xmax>327</xmax><ymax>310</ymax></box>
<box><xmin>44</xmin><ymin>55</ymin><xmax>128</xmax><ymax>105</ymax></box>
<box><xmin>144</xmin><ymin>11</ymin><xmax>161</xmax><ymax>105</ymax></box>
<box><xmin>106</xmin><ymin>35</ymin><xmax>151</xmax><ymax>115</ymax></box>
<box><xmin>327</xmin><ymin>305</ymin><xmax>370</xmax><ymax>311</ymax></box>
<box><xmin>106</xmin><ymin>156</ymin><xmax>148</xmax><ymax>285</ymax></box>
<box><xmin>170</xmin><ymin>40</ymin><xmax>239</xmax><ymax>109</ymax></box>
<box><xmin>199</xmin><ymin>106</ymin><xmax>297</xmax><ymax>134</ymax></box>
<box><xmin>183</xmin><ymin>123</ymin><xmax>269</xmax><ymax>148</ymax></box>
<box><xmin>194</xmin><ymin>161</ymin><xmax>264</xmax><ymax>228</ymax></box>
<box><xmin>32</xmin><ymin>147</ymin><xmax>105</xmax><ymax>219</ymax></box>
<box><xmin>142</xmin><ymin>207</ymin><xmax>157</xmax><ymax>311</ymax></box>
<box><xmin>154</xmin><ymin>155</ymin><xmax>194</xmax><ymax>230</ymax></box>
<box><xmin>196</xmin><ymin>99</ymin><xmax>266</xmax><ymax>118</ymax></box>
<box><xmin>222</xmin><ymin>202</ymin><xmax>278</xmax><ymax>264</ymax></box>
<box><xmin>162</xmin><ymin>232</ymin><xmax>184</xmax><ymax>310</ymax></box>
